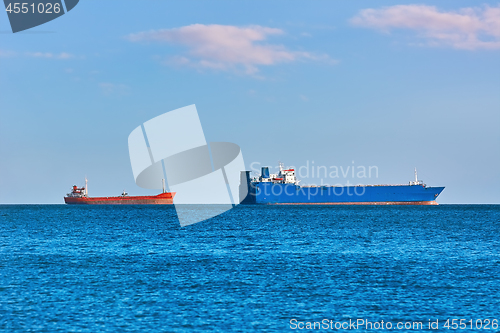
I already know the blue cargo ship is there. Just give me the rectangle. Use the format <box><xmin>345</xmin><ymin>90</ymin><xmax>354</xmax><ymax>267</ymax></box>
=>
<box><xmin>239</xmin><ymin>164</ymin><xmax>444</xmax><ymax>205</ymax></box>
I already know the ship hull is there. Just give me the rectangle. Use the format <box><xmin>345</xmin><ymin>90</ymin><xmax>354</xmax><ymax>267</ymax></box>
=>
<box><xmin>272</xmin><ymin>201</ymin><xmax>439</xmax><ymax>205</ymax></box>
<box><xmin>240</xmin><ymin>181</ymin><xmax>444</xmax><ymax>205</ymax></box>
<box><xmin>64</xmin><ymin>192</ymin><xmax>175</xmax><ymax>205</ymax></box>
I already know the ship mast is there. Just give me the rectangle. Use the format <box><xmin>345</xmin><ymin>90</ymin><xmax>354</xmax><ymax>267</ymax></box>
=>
<box><xmin>162</xmin><ymin>178</ymin><xmax>165</xmax><ymax>193</ymax></box>
<box><xmin>85</xmin><ymin>177</ymin><xmax>88</xmax><ymax>197</ymax></box>
<box><xmin>415</xmin><ymin>168</ymin><xmax>418</xmax><ymax>183</ymax></box>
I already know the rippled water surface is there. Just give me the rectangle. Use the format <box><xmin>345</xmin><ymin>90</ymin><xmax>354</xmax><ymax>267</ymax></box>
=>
<box><xmin>1</xmin><ymin>205</ymin><xmax>499</xmax><ymax>332</ymax></box>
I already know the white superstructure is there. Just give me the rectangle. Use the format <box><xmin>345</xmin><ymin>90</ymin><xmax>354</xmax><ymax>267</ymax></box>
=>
<box><xmin>409</xmin><ymin>168</ymin><xmax>425</xmax><ymax>186</ymax></box>
<box><xmin>255</xmin><ymin>162</ymin><xmax>300</xmax><ymax>185</ymax></box>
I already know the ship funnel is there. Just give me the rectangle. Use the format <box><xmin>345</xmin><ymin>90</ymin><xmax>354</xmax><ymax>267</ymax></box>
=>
<box><xmin>261</xmin><ymin>167</ymin><xmax>270</xmax><ymax>178</ymax></box>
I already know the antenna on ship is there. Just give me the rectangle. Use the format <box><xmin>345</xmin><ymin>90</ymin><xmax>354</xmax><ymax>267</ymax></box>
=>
<box><xmin>85</xmin><ymin>177</ymin><xmax>88</xmax><ymax>197</ymax></box>
<box><xmin>162</xmin><ymin>178</ymin><xmax>165</xmax><ymax>193</ymax></box>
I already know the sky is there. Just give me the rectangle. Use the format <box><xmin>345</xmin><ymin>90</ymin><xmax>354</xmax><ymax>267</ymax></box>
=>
<box><xmin>0</xmin><ymin>0</ymin><xmax>499</xmax><ymax>204</ymax></box>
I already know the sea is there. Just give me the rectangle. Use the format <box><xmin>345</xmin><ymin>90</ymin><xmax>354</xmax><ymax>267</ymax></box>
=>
<box><xmin>0</xmin><ymin>205</ymin><xmax>499</xmax><ymax>332</ymax></box>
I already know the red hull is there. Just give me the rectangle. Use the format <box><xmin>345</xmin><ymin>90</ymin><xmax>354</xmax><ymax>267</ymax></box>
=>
<box><xmin>64</xmin><ymin>192</ymin><xmax>175</xmax><ymax>205</ymax></box>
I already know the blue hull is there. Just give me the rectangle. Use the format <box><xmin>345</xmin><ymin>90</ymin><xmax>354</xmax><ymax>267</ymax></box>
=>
<box><xmin>241</xmin><ymin>183</ymin><xmax>444</xmax><ymax>205</ymax></box>
<box><xmin>239</xmin><ymin>173</ymin><xmax>444</xmax><ymax>205</ymax></box>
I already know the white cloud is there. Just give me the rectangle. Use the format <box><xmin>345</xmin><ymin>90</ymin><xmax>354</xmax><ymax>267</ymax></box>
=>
<box><xmin>128</xmin><ymin>24</ymin><xmax>334</xmax><ymax>74</ymax></box>
<box><xmin>351</xmin><ymin>4</ymin><xmax>500</xmax><ymax>50</ymax></box>
<box><xmin>58</xmin><ymin>52</ymin><xmax>74</xmax><ymax>59</ymax></box>
<box><xmin>99</xmin><ymin>82</ymin><xmax>130</xmax><ymax>96</ymax></box>
<box><xmin>26</xmin><ymin>52</ymin><xmax>75</xmax><ymax>59</ymax></box>
<box><xmin>1</xmin><ymin>50</ymin><xmax>78</xmax><ymax>59</ymax></box>
<box><xmin>0</xmin><ymin>50</ymin><xmax>16</xmax><ymax>57</ymax></box>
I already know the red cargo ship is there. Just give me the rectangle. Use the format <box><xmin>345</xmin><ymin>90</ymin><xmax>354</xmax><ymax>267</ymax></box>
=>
<box><xmin>64</xmin><ymin>178</ymin><xmax>175</xmax><ymax>205</ymax></box>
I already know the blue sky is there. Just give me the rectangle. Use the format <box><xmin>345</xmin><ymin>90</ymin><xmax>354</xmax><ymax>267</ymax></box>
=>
<box><xmin>1</xmin><ymin>0</ymin><xmax>499</xmax><ymax>203</ymax></box>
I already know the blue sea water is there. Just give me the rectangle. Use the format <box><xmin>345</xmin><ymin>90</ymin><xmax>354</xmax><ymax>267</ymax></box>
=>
<box><xmin>0</xmin><ymin>205</ymin><xmax>499</xmax><ymax>332</ymax></box>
